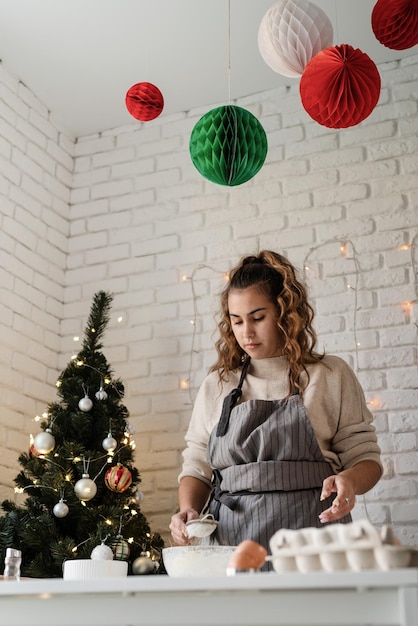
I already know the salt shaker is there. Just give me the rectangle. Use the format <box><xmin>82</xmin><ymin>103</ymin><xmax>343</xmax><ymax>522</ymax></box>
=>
<box><xmin>3</xmin><ymin>548</ymin><xmax>22</xmax><ymax>581</ymax></box>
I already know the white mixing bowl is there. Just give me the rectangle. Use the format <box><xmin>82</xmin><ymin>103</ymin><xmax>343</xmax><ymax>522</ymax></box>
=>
<box><xmin>162</xmin><ymin>545</ymin><xmax>235</xmax><ymax>577</ymax></box>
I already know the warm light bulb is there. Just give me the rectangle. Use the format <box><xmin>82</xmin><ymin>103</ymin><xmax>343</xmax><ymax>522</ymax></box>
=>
<box><xmin>182</xmin><ymin>274</ymin><xmax>189</xmax><ymax>282</ymax></box>
<box><xmin>73</xmin><ymin>336</ymin><xmax>79</xmax><ymax>342</ymax></box>
<box><xmin>128</xmin><ymin>537</ymin><xmax>134</xmax><ymax>544</ymax></box>
<box><xmin>181</xmin><ymin>379</ymin><xmax>189</xmax><ymax>389</ymax></box>
<box><xmin>130</xmin><ymin>509</ymin><xmax>138</xmax><ymax>516</ymax></box>
<box><xmin>105</xmin><ymin>519</ymin><xmax>112</xmax><ymax>526</ymax></box>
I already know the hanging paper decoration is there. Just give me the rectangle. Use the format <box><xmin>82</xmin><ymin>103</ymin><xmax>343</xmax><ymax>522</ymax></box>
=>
<box><xmin>189</xmin><ymin>105</ymin><xmax>268</xmax><ymax>186</ymax></box>
<box><xmin>125</xmin><ymin>82</ymin><xmax>164</xmax><ymax>122</ymax></box>
<box><xmin>372</xmin><ymin>0</ymin><xmax>418</xmax><ymax>50</ymax></box>
<box><xmin>258</xmin><ymin>0</ymin><xmax>333</xmax><ymax>78</ymax></box>
<box><xmin>299</xmin><ymin>44</ymin><xmax>381</xmax><ymax>129</ymax></box>
<box><xmin>105</xmin><ymin>463</ymin><xmax>133</xmax><ymax>493</ymax></box>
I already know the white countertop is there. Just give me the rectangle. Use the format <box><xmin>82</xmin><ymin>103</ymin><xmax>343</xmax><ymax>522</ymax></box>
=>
<box><xmin>1</xmin><ymin>569</ymin><xmax>417</xmax><ymax>626</ymax></box>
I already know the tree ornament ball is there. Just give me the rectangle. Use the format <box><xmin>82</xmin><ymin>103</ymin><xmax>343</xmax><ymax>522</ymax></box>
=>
<box><xmin>112</xmin><ymin>537</ymin><xmax>130</xmax><ymax>561</ymax></box>
<box><xmin>105</xmin><ymin>463</ymin><xmax>132</xmax><ymax>493</ymax></box>
<box><xmin>300</xmin><ymin>44</ymin><xmax>381</xmax><ymax>128</ymax></box>
<box><xmin>95</xmin><ymin>386</ymin><xmax>108</xmax><ymax>401</ymax></box>
<box><xmin>134</xmin><ymin>487</ymin><xmax>145</xmax><ymax>503</ymax></box>
<box><xmin>372</xmin><ymin>0</ymin><xmax>418</xmax><ymax>51</ymax></box>
<box><xmin>132</xmin><ymin>555</ymin><xmax>155</xmax><ymax>575</ymax></box>
<box><xmin>74</xmin><ymin>474</ymin><xmax>97</xmax><ymax>501</ymax></box>
<box><xmin>189</xmin><ymin>105</ymin><xmax>268</xmax><ymax>186</ymax></box>
<box><xmin>33</xmin><ymin>430</ymin><xmax>55</xmax><ymax>455</ymax></box>
<box><xmin>91</xmin><ymin>543</ymin><xmax>114</xmax><ymax>560</ymax></box>
<box><xmin>102</xmin><ymin>434</ymin><xmax>117</xmax><ymax>452</ymax></box>
<box><xmin>78</xmin><ymin>395</ymin><xmax>93</xmax><ymax>412</ymax></box>
<box><xmin>53</xmin><ymin>498</ymin><xmax>69</xmax><ymax>518</ymax></box>
<box><xmin>125</xmin><ymin>82</ymin><xmax>164</xmax><ymax>122</ymax></box>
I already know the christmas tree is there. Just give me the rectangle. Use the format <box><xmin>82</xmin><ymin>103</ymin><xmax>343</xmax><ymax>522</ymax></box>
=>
<box><xmin>0</xmin><ymin>291</ymin><xmax>164</xmax><ymax>578</ymax></box>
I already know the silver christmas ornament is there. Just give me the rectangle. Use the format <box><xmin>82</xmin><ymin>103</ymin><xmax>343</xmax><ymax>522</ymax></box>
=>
<box><xmin>78</xmin><ymin>395</ymin><xmax>93</xmax><ymax>412</ymax></box>
<box><xmin>95</xmin><ymin>386</ymin><xmax>108</xmax><ymax>401</ymax></box>
<box><xmin>53</xmin><ymin>498</ymin><xmax>69</xmax><ymax>518</ymax></box>
<box><xmin>132</xmin><ymin>555</ymin><xmax>155</xmax><ymax>575</ymax></box>
<box><xmin>74</xmin><ymin>473</ymin><xmax>97</xmax><ymax>501</ymax></box>
<box><xmin>102</xmin><ymin>434</ymin><xmax>117</xmax><ymax>452</ymax></box>
<box><xmin>91</xmin><ymin>543</ymin><xmax>114</xmax><ymax>560</ymax></box>
<box><xmin>33</xmin><ymin>429</ymin><xmax>55</xmax><ymax>455</ymax></box>
<box><xmin>134</xmin><ymin>487</ymin><xmax>145</xmax><ymax>503</ymax></box>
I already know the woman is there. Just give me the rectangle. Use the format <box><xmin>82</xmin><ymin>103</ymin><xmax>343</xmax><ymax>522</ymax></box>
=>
<box><xmin>170</xmin><ymin>251</ymin><xmax>382</xmax><ymax>553</ymax></box>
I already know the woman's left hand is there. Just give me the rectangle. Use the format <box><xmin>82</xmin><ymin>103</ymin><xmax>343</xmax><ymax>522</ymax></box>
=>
<box><xmin>318</xmin><ymin>474</ymin><xmax>355</xmax><ymax>523</ymax></box>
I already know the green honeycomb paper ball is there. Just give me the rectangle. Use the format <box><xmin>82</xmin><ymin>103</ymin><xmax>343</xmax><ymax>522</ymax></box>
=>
<box><xmin>189</xmin><ymin>105</ymin><xmax>268</xmax><ymax>186</ymax></box>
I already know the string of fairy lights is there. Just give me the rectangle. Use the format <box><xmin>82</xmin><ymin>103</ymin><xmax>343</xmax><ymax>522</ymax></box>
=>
<box><xmin>181</xmin><ymin>237</ymin><xmax>418</xmax><ymax>411</ymax></box>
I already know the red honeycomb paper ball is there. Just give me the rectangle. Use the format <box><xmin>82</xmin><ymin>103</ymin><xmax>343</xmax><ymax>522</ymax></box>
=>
<box><xmin>300</xmin><ymin>44</ymin><xmax>381</xmax><ymax>129</ymax></box>
<box><xmin>372</xmin><ymin>0</ymin><xmax>418</xmax><ymax>50</ymax></box>
<box><xmin>125</xmin><ymin>82</ymin><xmax>164</xmax><ymax>122</ymax></box>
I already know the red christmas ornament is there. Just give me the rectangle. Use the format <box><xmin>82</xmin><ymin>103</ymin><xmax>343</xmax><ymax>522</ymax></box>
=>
<box><xmin>300</xmin><ymin>44</ymin><xmax>381</xmax><ymax>129</ymax></box>
<box><xmin>105</xmin><ymin>463</ymin><xmax>133</xmax><ymax>493</ymax></box>
<box><xmin>372</xmin><ymin>0</ymin><xmax>418</xmax><ymax>50</ymax></box>
<box><xmin>125</xmin><ymin>82</ymin><xmax>164</xmax><ymax>122</ymax></box>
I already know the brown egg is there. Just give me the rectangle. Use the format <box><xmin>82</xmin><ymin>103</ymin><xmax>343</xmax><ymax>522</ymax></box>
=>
<box><xmin>228</xmin><ymin>540</ymin><xmax>268</xmax><ymax>571</ymax></box>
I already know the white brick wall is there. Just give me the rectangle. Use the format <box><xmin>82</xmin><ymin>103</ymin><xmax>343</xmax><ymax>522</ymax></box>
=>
<box><xmin>0</xmin><ymin>65</ymin><xmax>73</xmax><ymax>502</ymax></box>
<box><xmin>1</xmin><ymin>54</ymin><xmax>417</xmax><ymax>548</ymax></box>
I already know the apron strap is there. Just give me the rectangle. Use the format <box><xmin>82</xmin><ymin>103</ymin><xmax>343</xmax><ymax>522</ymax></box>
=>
<box><xmin>216</xmin><ymin>357</ymin><xmax>251</xmax><ymax>437</ymax></box>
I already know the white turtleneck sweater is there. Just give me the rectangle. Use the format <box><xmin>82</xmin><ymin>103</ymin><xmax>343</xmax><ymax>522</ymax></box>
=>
<box><xmin>179</xmin><ymin>355</ymin><xmax>382</xmax><ymax>486</ymax></box>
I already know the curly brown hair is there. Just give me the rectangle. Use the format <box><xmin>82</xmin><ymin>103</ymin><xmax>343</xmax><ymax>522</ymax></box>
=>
<box><xmin>210</xmin><ymin>250</ymin><xmax>323</xmax><ymax>395</ymax></box>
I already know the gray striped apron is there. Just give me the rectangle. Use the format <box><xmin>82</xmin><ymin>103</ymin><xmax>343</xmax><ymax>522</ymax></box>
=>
<box><xmin>204</xmin><ymin>359</ymin><xmax>351</xmax><ymax>562</ymax></box>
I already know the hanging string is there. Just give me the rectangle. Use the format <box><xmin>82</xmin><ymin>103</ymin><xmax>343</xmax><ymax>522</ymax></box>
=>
<box><xmin>227</xmin><ymin>0</ymin><xmax>231</xmax><ymax>103</ymax></box>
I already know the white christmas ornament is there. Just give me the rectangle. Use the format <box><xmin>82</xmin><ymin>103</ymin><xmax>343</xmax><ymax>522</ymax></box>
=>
<box><xmin>91</xmin><ymin>543</ymin><xmax>114</xmax><ymax>560</ymax></box>
<box><xmin>78</xmin><ymin>394</ymin><xmax>93</xmax><ymax>412</ymax></box>
<box><xmin>258</xmin><ymin>0</ymin><xmax>333</xmax><ymax>77</ymax></box>
<box><xmin>33</xmin><ymin>429</ymin><xmax>55</xmax><ymax>455</ymax></box>
<box><xmin>53</xmin><ymin>498</ymin><xmax>69</xmax><ymax>518</ymax></box>
<box><xmin>74</xmin><ymin>474</ymin><xmax>97</xmax><ymax>501</ymax></box>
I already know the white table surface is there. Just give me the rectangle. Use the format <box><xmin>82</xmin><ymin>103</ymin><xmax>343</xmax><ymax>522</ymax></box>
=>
<box><xmin>1</xmin><ymin>568</ymin><xmax>417</xmax><ymax>626</ymax></box>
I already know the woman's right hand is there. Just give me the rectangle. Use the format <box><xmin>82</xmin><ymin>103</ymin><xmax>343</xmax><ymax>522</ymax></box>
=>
<box><xmin>169</xmin><ymin>508</ymin><xmax>200</xmax><ymax>545</ymax></box>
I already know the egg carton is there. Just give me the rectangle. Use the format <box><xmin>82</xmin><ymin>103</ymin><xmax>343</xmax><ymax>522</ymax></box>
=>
<box><xmin>269</xmin><ymin>519</ymin><xmax>418</xmax><ymax>573</ymax></box>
